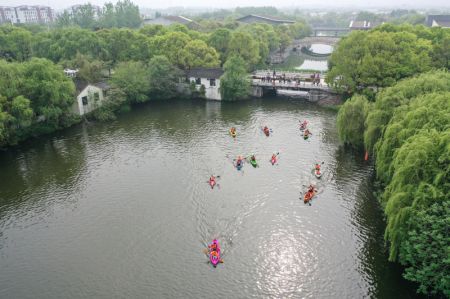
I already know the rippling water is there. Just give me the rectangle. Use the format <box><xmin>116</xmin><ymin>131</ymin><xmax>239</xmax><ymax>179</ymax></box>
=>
<box><xmin>0</xmin><ymin>98</ymin><xmax>420</xmax><ymax>298</ymax></box>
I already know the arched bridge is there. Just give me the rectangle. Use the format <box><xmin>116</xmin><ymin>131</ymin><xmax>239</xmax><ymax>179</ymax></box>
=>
<box><xmin>293</xmin><ymin>36</ymin><xmax>340</xmax><ymax>49</ymax></box>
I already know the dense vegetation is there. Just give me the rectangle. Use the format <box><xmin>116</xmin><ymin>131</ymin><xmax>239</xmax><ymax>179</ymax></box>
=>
<box><xmin>327</xmin><ymin>24</ymin><xmax>449</xmax><ymax>97</ymax></box>
<box><xmin>0</xmin><ymin>2</ymin><xmax>313</xmax><ymax>146</ymax></box>
<box><xmin>336</xmin><ymin>55</ymin><xmax>449</xmax><ymax>297</ymax></box>
<box><xmin>0</xmin><ymin>58</ymin><xmax>76</xmax><ymax>146</ymax></box>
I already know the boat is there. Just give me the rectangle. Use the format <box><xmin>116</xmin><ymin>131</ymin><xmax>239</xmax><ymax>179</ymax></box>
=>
<box><xmin>229</xmin><ymin>129</ymin><xmax>237</xmax><ymax>138</ymax></box>
<box><xmin>250</xmin><ymin>159</ymin><xmax>258</xmax><ymax>168</ymax></box>
<box><xmin>209</xmin><ymin>239</ymin><xmax>221</xmax><ymax>267</ymax></box>
<box><xmin>209</xmin><ymin>178</ymin><xmax>216</xmax><ymax>188</ymax></box>
<box><xmin>303</xmin><ymin>190</ymin><xmax>316</xmax><ymax>204</ymax></box>
<box><xmin>262</xmin><ymin>127</ymin><xmax>270</xmax><ymax>136</ymax></box>
<box><xmin>304</xmin><ymin>130</ymin><xmax>311</xmax><ymax>140</ymax></box>
<box><xmin>314</xmin><ymin>169</ymin><xmax>322</xmax><ymax>179</ymax></box>
<box><xmin>271</xmin><ymin>154</ymin><xmax>277</xmax><ymax>165</ymax></box>
<box><xmin>236</xmin><ymin>160</ymin><xmax>243</xmax><ymax>170</ymax></box>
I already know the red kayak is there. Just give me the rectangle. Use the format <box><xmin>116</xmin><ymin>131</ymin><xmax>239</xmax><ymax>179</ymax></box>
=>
<box><xmin>271</xmin><ymin>156</ymin><xmax>277</xmax><ymax>165</ymax></box>
<box><xmin>209</xmin><ymin>178</ymin><xmax>216</xmax><ymax>189</ymax></box>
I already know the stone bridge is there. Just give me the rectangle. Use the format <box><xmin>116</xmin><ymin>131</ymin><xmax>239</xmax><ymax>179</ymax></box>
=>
<box><xmin>270</xmin><ymin>36</ymin><xmax>340</xmax><ymax>64</ymax></box>
<box><xmin>292</xmin><ymin>36</ymin><xmax>340</xmax><ymax>49</ymax></box>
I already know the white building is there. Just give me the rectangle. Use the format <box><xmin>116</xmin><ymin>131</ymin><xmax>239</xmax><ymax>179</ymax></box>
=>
<box><xmin>0</xmin><ymin>6</ymin><xmax>18</xmax><ymax>24</ymax></box>
<box><xmin>0</xmin><ymin>5</ymin><xmax>54</xmax><ymax>24</ymax></box>
<box><xmin>72</xmin><ymin>81</ymin><xmax>110</xmax><ymax>116</ymax></box>
<box><xmin>187</xmin><ymin>68</ymin><xmax>224</xmax><ymax>101</ymax></box>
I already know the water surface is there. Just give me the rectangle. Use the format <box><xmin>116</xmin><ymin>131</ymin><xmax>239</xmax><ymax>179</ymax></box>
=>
<box><xmin>0</xmin><ymin>98</ymin><xmax>419</xmax><ymax>298</ymax></box>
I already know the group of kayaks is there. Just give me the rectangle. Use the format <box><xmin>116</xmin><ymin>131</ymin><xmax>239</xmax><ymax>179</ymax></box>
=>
<box><xmin>300</xmin><ymin>120</ymin><xmax>312</xmax><ymax>140</ymax></box>
<box><xmin>206</xmin><ymin>120</ymin><xmax>323</xmax><ymax>267</ymax></box>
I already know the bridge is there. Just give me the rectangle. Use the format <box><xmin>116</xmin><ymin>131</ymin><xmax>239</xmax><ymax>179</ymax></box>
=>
<box><xmin>311</xmin><ymin>27</ymin><xmax>350</xmax><ymax>37</ymax></box>
<box><xmin>250</xmin><ymin>71</ymin><xmax>340</xmax><ymax>103</ymax></box>
<box><xmin>293</xmin><ymin>36</ymin><xmax>340</xmax><ymax>49</ymax></box>
<box><xmin>270</xmin><ymin>36</ymin><xmax>340</xmax><ymax>64</ymax></box>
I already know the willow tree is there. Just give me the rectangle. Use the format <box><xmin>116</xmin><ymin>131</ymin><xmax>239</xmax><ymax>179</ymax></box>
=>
<box><xmin>364</xmin><ymin>70</ymin><xmax>450</xmax><ymax>154</ymax></box>
<box><xmin>336</xmin><ymin>95</ymin><xmax>370</xmax><ymax>148</ymax></box>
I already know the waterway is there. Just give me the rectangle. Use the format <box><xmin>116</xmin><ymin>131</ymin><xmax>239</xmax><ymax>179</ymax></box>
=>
<box><xmin>0</xmin><ymin>98</ymin><xmax>420</xmax><ymax>298</ymax></box>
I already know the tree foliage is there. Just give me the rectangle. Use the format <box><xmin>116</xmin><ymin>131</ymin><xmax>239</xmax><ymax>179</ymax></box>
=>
<box><xmin>220</xmin><ymin>56</ymin><xmax>250</xmax><ymax>101</ymax></box>
<box><xmin>327</xmin><ymin>29</ymin><xmax>434</xmax><ymax>94</ymax></box>
<box><xmin>336</xmin><ymin>95</ymin><xmax>370</xmax><ymax>148</ymax></box>
<box><xmin>110</xmin><ymin>61</ymin><xmax>150</xmax><ymax>103</ymax></box>
<box><xmin>337</xmin><ymin>71</ymin><xmax>450</xmax><ymax>296</ymax></box>
<box><xmin>0</xmin><ymin>58</ymin><xmax>76</xmax><ymax>146</ymax></box>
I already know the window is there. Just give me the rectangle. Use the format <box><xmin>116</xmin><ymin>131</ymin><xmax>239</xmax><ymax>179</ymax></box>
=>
<box><xmin>209</xmin><ymin>79</ymin><xmax>216</xmax><ymax>87</ymax></box>
<box><xmin>195</xmin><ymin>78</ymin><xmax>201</xmax><ymax>85</ymax></box>
<box><xmin>82</xmin><ymin>96</ymin><xmax>88</xmax><ymax>105</ymax></box>
<box><xmin>93</xmin><ymin>92</ymin><xmax>100</xmax><ymax>102</ymax></box>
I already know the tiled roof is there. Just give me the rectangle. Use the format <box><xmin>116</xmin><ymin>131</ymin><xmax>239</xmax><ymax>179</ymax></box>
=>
<box><xmin>426</xmin><ymin>15</ymin><xmax>450</xmax><ymax>27</ymax></box>
<box><xmin>237</xmin><ymin>14</ymin><xmax>295</xmax><ymax>24</ymax></box>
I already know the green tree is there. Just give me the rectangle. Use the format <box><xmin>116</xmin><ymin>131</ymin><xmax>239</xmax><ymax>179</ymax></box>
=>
<box><xmin>220</xmin><ymin>56</ymin><xmax>250</xmax><ymax>101</ymax></box>
<box><xmin>73</xmin><ymin>4</ymin><xmax>98</xmax><ymax>29</ymax></box>
<box><xmin>180</xmin><ymin>40</ymin><xmax>220</xmax><ymax>69</ymax></box>
<box><xmin>227</xmin><ymin>31</ymin><xmax>260</xmax><ymax>70</ymax></box>
<box><xmin>114</xmin><ymin>0</ymin><xmax>141</xmax><ymax>28</ymax></box>
<box><xmin>288</xmin><ymin>22</ymin><xmax>312</xmax><ymax>39</ymax></box>
<box><xmin>207</xmin><ymin>28</ymin><xmax>231</xmax><ymax>64</ymax></box>
<box><xmin>21</xmin><ymin>58</ymin><xmax>75</xmax><ymax>129</ymax></box>
<box><xmin>400</xmin><ymin>201</ymin><xmax>450</xmax><ymax>296</ymax></box>
<box><xmin>148</xmin><ymin>55</ymin><xmax>181</xmax><ymax>100</ymax></box>
<box><xmin>364</xmin><ymin>70</ymin><xmax>450</xmax><ymax>153</ymax></box>
<box><xmin>110</xmin><ymin>61</ymin><xmax>150</xmax><ymax>103</ymax></box>
<box><xmin>0</xmin><ymin>26</ymin><xmax>32</xmax><ymax>62</ymax></box>
<box><xmin>327</xmin><ymin>29</ymin><xmax>432</xmax><ymax>94</ymax></box>
<box><xmin>150</xmin><ymin>31</ymin><xmax>191</xmax><ymax>67</ymax></box>
<box><xmin>336</xmin><ymin>95</ymin><xmax>370</xmax><ymax>148</ymax></box>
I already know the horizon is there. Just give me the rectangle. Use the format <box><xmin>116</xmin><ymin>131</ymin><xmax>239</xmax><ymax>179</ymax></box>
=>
<box><xmin>1</xmin><ymin>0</ymin><xmax>450</xmax><ymax>11</ymax></box>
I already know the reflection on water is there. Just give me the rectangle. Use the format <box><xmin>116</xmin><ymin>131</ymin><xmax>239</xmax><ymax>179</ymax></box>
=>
<box><xmin>0</xmin><ymin>99</ymin><xmax>421</xmax><ymax>298</ymax></box>
<box><xmin>296</xmin><ymin>60</ymin><xmax>328</xmax><ymax>71</ymax></box>
<box><xmin>309</xmin><ymin>44</ymin><xmax>333</xmax><ymax>55</ymax></box>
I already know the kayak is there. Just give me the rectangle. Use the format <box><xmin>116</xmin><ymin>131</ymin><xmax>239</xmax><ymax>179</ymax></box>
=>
<box><xmin>229</xmin><ymin>129</ymin><xmax>237</xmax><ymax>138</ymax></box>
<box><xmin>304</xmin><ymin>134</ymin><xmax>309</xmax><ymax>140</ymax></box>
<box><xmin>262</xmin><ymin>127</ymin><xmax>270</xmax><ymax>136</ymax></box>
<box><xmin>304</xmin><ymin>190</ymin><xmax>316</xmax><ymax>204</ymax></box>
<box><xmin>271</xmin><ymin>156</ymin><xmax>277</xmax><ymax>165</ymax></box>
<box><xmin>209</xmin><ymin>178</ymin><xmax>216</xmax><ymax>188</ymax></box>
<box><xmin>314</xmin><ymin>169</ymin><xmax>322</xmax><ymax>179</ymax></box>
<box><xmin>236</xmin><ymin>160</ymin><xmax>243</xmax><ymax>170</ymax></box>
<box><xmin>209</xmin><ymin>240</ymin><xmax>221</xmax><ymax>267</ymax></box>
<box><xmin>250</xmin><ymin>159</ymin><xmax>258</xmax><ymax>168</ymax></box>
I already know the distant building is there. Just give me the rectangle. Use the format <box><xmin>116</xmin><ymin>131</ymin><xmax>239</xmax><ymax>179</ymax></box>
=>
<box><xmin>186</xmin><ymin>68</ymin><xmax>224</xmax><ymax>101</ymax></box>
<box><xmin>349</xmin><ymin>20</ymin><xmax>381</xmax><ymax>30</ymax></box>
<box><xmin>143</xmin><ymin>15</ymin><xmax>199</xmax><ymax>28</ymax></box>
<box><xmin>73</xmin><ymin>81</ymin><xmax>110</xmax><ymax>116</ymax></box>
<box><xmin>0</xmin><ymin>5</ymin><xmax>54</xmax><ymax>24</ymax></box>
<box><xmin>236</xmin><ymin>14</ymin><xmax>295</xmax><ymax>25</ymax></box>
<box><xmin>426</xmin><ymin>15</ymin><xmax>450</xmax><ymax>28</ymax></box>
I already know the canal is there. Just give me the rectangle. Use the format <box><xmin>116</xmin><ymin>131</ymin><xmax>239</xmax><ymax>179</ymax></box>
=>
<box><xmin>0</xmin><ymin>98</ymin><xmax>420</xmax><ymax>298</ymax></box>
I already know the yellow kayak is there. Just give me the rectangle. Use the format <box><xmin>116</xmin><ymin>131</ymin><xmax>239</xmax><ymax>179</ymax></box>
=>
<box><xmin>229</xmin><ymin>129</ymin><xmax>237</xmax><ymax>138</ymax></box>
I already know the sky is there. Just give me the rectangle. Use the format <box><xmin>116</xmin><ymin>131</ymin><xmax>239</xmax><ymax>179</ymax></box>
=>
<box><xmin>1</xmin><ymin>0</ymin><xmax>449</xmax><ymax>10</ymax></box>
